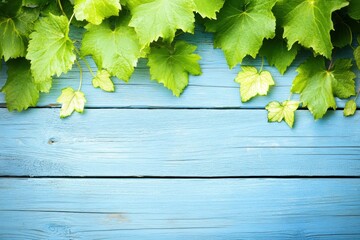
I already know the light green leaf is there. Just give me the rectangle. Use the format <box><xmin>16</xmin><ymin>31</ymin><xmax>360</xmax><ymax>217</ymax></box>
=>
<box><xmin>1</xmin><ymin>58</ymin><xmax>39</xmax><ymax>111</ymax></box>
<box><xmin>74</xmin><ymin>0</ymin><xmax>121</xmax><ymax>25</ymax></box>
<box><xmin>260</xmin><ymin>36</ymin><xmax>299</xmax><ymax>74</ymax></box>
<box><xmin>193</xmin><ymin>0</ymin><xmax>224</xmax><ymax>19</ymax></box>
<box><xmin>348</xmin><ymin>0</ymin><xmax>360</xmax><ymax>20</ymax></box>
<box><xmin>81</xmin><ymin>16</ymin><xmax>142</xmax><ymax>81</ymax></box>
<box><xmin>291</xmin><ymin>57</ymin><xmax>356</xmax><ymax>119</ymax></box>
<box><xmin>129</xmin><ymin>0</ymin><xmax>196</xmax><ymax>46</ymax></box>
<box><xmin>0</xmin><ymin>6</ymin><xmax>39</xmax><ymax>60</ymax></box>
<box><xmin>92</xmin><ymin>69</ymin><xmax>114</xmax><ymax>92</ymax></box>
<box><xmin>205</xmin><ymin>0</ymin><xmax>276</xmax><ymax>68</ymax></box>
<box><xmin>274</xmin><ymin>0</ymin><xmax>348</xmax><ymax>58</ymax></box>
<box><xmin>26</xmin><ymin>14</ymin><xmax>76</xmax><ymax>83</ymax></box>
<box><xmin>344</xmin><ymin>99</ymin><xmax>357</xmax><ymax>116</ymax></box>
<box><xmin>235</xmin><ymin>66</ymin><xmax>275</xmax><ymax>102</ymax></box>
<box><xmin>266</xmin><ymin>100</ymin><xmax>299</xmax><ymax>128</ymax></box>
<box><xmin>148</xmin><ymin>41</ymin><xmax>201</xmax><ymax>97</ymax></box>
<box><xmin>57</xmin><ymin>87</ymin><xmax>86</xmax><ymax>118</ymax></box>
<box><xmin>354</xmin><ymin>46</ymin><xmax>360</xmax><ymax>69</ymax></box>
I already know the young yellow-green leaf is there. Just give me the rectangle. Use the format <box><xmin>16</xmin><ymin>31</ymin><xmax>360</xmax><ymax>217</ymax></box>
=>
<box><xmin>148</xmin><ymin>41</ymin><xmax>201</xmax><ymax>97</ymax></box>
<box><xmin>265</xmin><ymin>100</ymin><xmax>299</xmax><ymax>128</ymax></box>
<box><xmin>291</xmin><ymin>57</ymin><xmax>356</xmax><ymax>119</ymax></box>
<box><xmin>354</xmin><ymin>46</ymin><xmax>360</xmax><ymax>69</ymax></box>
<box><xmin>344</xmin><ymin>99</ymin><xmax>357</xmax><ymax>116</ymax></box>
<box><xmin>129</xmin><ymin>0</ymin><xmax>196</xmax><ymax>46</ymax></box>
<box><xmin>1</xmin><ymin>58</ymin><xmax>39</xmax><ymax>111</ymax></box>
<box><xmin>92</xmin><ymin>69</ymin><xmax>114</xmax><ymax>92</ymax></box>
<box><xmin>26</xmin><ymin>14</ymin><xmax>76</xmax><ymax>83</ymax></box>
<box><xmin>193</xmin><ymin>0</ymin><xmax>224</xmax><ymax>19</ymax></box>
<box><xmin>348</xmin><ymin>0</ymin><xmax>360</xmax><ymax>20</ymax></box>
<box><xmin>274</xmin><ymin>0</ymin><xmax>348</xmax><ymax>59</ymax></box>
<box><xmin>205</xmin><ymin>0</ymin><xmax>276</xmax><ymax>68</ymax></box>
<box><xmin>0</xmin><ymin>6</ymin><xmax>39</xmax><ymax>60</ymax></box>
<box><xmin>235</xmin><ymin>66</ymin><xmax>275</xmax><ymax>102</ymax></box>
<box><xmin>260</xmin><ymin>36</ymin><xmax>299</xmax><ymax>74</ymax></box>
<box><xmin>82</xmin><ymin>16</ymin><xmax>142</xmax><ymax>81</ymax></box>
<box><xmin>57</xmin><ymin>87</ymin><xmax>86</xmax><ymax>118</ymax></box>
<box><xmin>74</xmin><ymin>0</ymin><xmax>121</xmax><ymax>25</ymax></box>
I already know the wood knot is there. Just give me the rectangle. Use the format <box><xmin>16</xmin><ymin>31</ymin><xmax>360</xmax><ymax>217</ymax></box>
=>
<box><xmin>48</xmin><ymin>138</ymin><xmax>57</xmax><ymax>144</ymax></box>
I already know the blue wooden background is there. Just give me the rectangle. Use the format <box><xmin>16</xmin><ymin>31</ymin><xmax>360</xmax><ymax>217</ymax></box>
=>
<box><xmin>0</xmin><ymin>27</ymin><xmax>360</xmax><ymax>239</ymax></box>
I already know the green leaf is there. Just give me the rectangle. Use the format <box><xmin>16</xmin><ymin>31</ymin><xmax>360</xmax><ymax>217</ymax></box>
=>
<box><xmin>1</xmin><ymin>58</ymin><xmax>39</xmax><ymax>111</ymax></box>
<box><xmin>74</xmin><ymin>0</ymin><xmax>121</xmax><ymax>25</ymax></box>
<box><xmin>148</xmin><ymin>40</ymin><xmax>201</xmax><ymax>97</ymax></box>
<box><xmin>81</xmin><ymin>16</ymin><xmax>142</xmax><ymax>81</ymax></box>
<box><xmin>193</xmin><ymin>0</ymin><xmax>224</xmax><ymax>19</ymax></box>
<box><xmin>129</xmin><ymin>0</ymin><xmax>196</xmax><ymax>46</ymax></box>
<box><xmin>331</xmin><ymin>59</ymin><xmax>356</xmax><ymax>99</ymax></box>
<box><xmin>354</xmin><ymin>46</ymin><xmax>360</xmax><ymax>69</ymax></box>
<box><xmin>92</xmin><ymin>69</ymin><xmax>114</xmax><ymax>92</ymax></box>
<box><xmin>348</xmin><ymin>0</ymin><xmax>360</xmax><ymax>20</ymax></box>
<box><xmin>0</xmin><ymin>5</ymin><xmax>39</xmax><ymax>60</ymax></box>
<box><xmin>266</xmin><ymin>100</ymin><xmax>299</xmax><ymax>128</ymax></box>
<box><xmin>274</xmin><ymin>0</ymin><xmax>348</xmax><ymax>58</ymax></box>
<box><xmin>26</xmin><ymin>14</ymin><xmax>75</xmax><ymax>83</ymax></box>
<box><xmin>234</xmin><ymin>66</ymin><xmax>275</xmax><ymax>102</ymax></box>
<box><xmin>344</xmin><ymin>99</ymin><xmax>357</xmax><ymax>116</ymax></box>
<box><xmin>291</xmin><ymin>57</ymin><xmax>356</xmax><ymax>119</ymax></box>
<box><xmin>22</xmin><ymin>0</ymin><xmax>50</xmax><ymax>8</ymax></box>
<box><xmin>332</xmin><ymin>19</ymin><xmax>352</xmax><ymax>48</ymax></box>
<box><xmin>205</xmin><ymin>0</ymin><xmax>276</xmax><ymax>68</ymax></box>
<box><xmin>260</xmin><ymin>36</ymin><xmax>299</xmax><ymax>74</ymax></box>
<box><xmin>57</xmin><ymin>87</ymin><xmax>86</xmax><ymax>118</ymax></box>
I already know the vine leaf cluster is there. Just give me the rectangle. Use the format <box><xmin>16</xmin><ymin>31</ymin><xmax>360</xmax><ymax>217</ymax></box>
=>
<box><xmin>0</xmin><ymin>0</ymin><xmax>359</xmax><ymax>127</ymax></box>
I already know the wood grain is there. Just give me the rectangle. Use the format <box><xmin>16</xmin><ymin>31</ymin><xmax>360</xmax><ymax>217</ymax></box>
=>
<box><xmin>1</xmin><ymin>108</ymin><xmax>359</xmax><ymax>177</ymax></box>
<box><xmin>0</xmin><ymin>27</ymin><xmax>357</xmax><ymax>109</ymax></box>
<box><xmin>0</xmin><ymin>178</ymin><xmax>359</xmax><ymax>239</ymax></box>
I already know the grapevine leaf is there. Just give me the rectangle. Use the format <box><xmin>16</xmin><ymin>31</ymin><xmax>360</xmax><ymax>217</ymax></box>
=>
<box><xmin>193</xmin><ymin>0</ymin><xmax>224</xmax><ymax>19</ymax></box>
<box><xmin>332</xmin><ymin>20</ymin><xmax>352</xmax><ymax>48</ymax></box>
<box><xmin>205</xmin><ymin>0</ymin><xmax>276</xmax><ymax>68</ymax></box>
<box><xmin>129</xmin><ymin>0</ymin><xmax>196</xmax><ymax>46</ymax></box>
<box><xmin>92</xmin><ymin>69</ymin><xmax>114</xmax><ymax>92</ymax></box>
<box><xmin>274</xmin><ymin>0</ymin><xmax>348</xmax><ymax>58</ymax></box>
<box><xmin>1</xmin><ymin>58</ymin><xmax>39</xmax><ymax>111</ymax></box>
<box><xmin>265</xmin><ymin>100</ymin><xmax>299</xmax><ymax>128</ymax></box>
<box><xmin>81</xmin><ymin>16</ymin><xmax>142</xmax><ymax>81</ymax></box>
<box><xmin>348</xmin><ymin>0</ymin><xmax>360</xmax><ymax>20</ymax></box>
<box><xmin>344</xmin><ymin>99</ymin><xmax>357</xmax><ymax>116</ymax></box>
<box><xmin>235</xmin><ymin>66</ymin><xmax>275</xmax><ymax>102</ymax></box>
<box><xmin>35</xmin><ymin>79</ymin><xmax>52</xmax><ymax>93</ymax></box>
<box><xmin>74</xmin><ymin>0</ymin><xmax>121</xmax><ymax>25</ymax></box>
<box><xmin>147</xmin><ymin>40</ymin><xmax>201</xmax><ymax>97</ymax></box>
<box><xmin>22</xmin><ymin>0</ymin><xmax>51</xmax><ymax>8</ymax></box>
<box><xmin>354</xmin><ymin>46</ymin><xmax>360</xmax><ymax>69</ymax></box>
<box><xmin>26</xmin><ymin>14</ymin><xmax>76</xmax><ymax>83</ymax></box>
<box><xmin>57</xmin><ymin>87</ymin><xmax>86</xmax><ymax>118</ymax></box>
<box><xmin>291</xmin><ymin>57</ymin><xmax>355</xmax><ymax>119</ymax></box>
<box><xmin>331</xmin><ymin>59</ymin><xmax>356</xmax><ymax>98</ymax></box>
<box><xmin>0</xmin><ymin>5</ymin><xmax>39</xmax><ymax>60</ymax></box>
<box><xmin>260</xmin><ymin>36</ymin><xmax>299</xmax><ymax>74</ymax></box>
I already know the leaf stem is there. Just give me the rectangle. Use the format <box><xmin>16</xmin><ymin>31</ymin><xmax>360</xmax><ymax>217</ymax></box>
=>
<box><xmin>259</xmin><ymin>57</ymin><xmax>264</xmax><ymax>72</ymax></box>
<box><xmin>68</xmin><ymin>12</ymin><xmax>75</xmax><ymax>27</ymax></box>
<box><xmin>74</xmin><ymin>48</ymin><xmax>96</xmax><ymax>77</ymax></box>
<box><xmin>57</xmin><ymin>0</ymin><xmax>66</xmax><ymax>16</ymax></box>
<box><xmin>75</xmin><ymin>59</ymin><xmax>83</xmax><ymax>91</ymax></box>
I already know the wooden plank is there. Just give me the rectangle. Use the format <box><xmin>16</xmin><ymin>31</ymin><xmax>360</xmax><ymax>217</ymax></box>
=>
<box><xmin>0</xmin><ymin>28</ymin><xmax>357</xmax><ymax>109</ymax></box>
<box><xmin>0</xmin><ymin>178</ymin><xmax>359</xmax><ymax>239</ymax></box>
<box><xmin>1</xmin><ymin>109</ymin><xmax>359</xmax><ymax>177</ymax></box>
